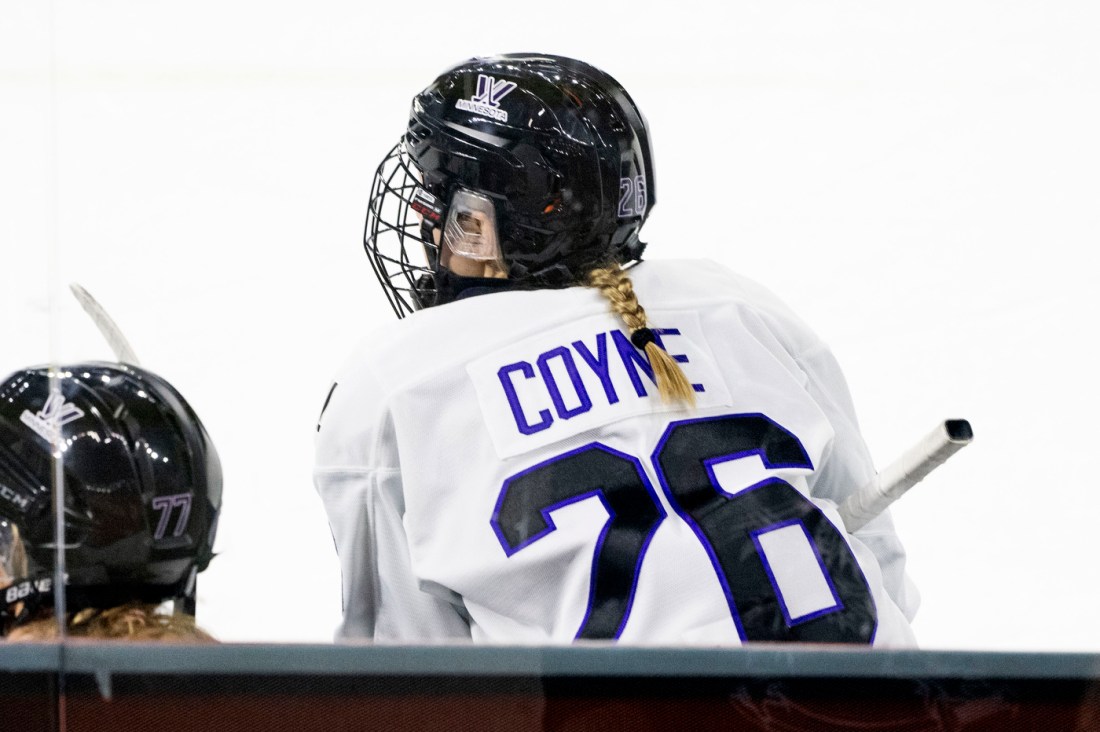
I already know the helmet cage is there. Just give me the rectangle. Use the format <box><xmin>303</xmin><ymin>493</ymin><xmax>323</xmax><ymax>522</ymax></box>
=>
<box><xmin>363</xmin><ymin>142</ymin><xmax>442</xmax><ymax>318</ymax></box>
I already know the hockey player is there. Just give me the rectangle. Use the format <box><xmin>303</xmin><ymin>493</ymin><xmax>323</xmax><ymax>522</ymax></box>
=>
<box><xmin>314</xmin><ymin>53</ymin><xmax>919</xmax><ymax>645</ymax></box>
<box><xmin>0</xmin><ymin>362</ymin><xmax>222</xmax><ymax>641</ymax></box>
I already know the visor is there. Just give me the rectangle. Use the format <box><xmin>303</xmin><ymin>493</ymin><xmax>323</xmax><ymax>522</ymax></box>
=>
<box><xmin>0</xmin><ymin>520</ymin><xmax>25</xmax><ymax>588</ymax></box>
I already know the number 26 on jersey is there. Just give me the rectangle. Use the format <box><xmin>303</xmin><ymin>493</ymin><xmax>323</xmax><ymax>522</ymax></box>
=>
<box><xmin>491</xmin><ymin>413</ymin><xmax>877</xmax><ymax>643</ymax></box>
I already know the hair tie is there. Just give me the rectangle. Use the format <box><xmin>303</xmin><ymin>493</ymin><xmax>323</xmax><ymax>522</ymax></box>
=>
<box><xmin>630</xmin><ymin>327</ymin><xmax>657</xmax><ymax>350</ymax></box>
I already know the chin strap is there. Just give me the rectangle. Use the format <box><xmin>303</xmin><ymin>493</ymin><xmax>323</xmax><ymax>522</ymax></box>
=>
<box><xmin>173</xmin><ymin>566</ymin><xmax>197</xmax><ymax>617</ymax></box>
<box><xmin>433</xmin><ymin>267</ymin><xmax>519</xmax><ymax>306</ymax></box>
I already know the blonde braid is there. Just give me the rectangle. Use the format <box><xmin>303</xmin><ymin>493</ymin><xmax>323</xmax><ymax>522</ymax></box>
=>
<box><xmin>586</xmin><ymin>263</ymin><xmax>696</xmax><ymax>407</ymax></box>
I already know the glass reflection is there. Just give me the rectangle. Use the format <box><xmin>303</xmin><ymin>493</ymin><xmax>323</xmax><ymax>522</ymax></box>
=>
<box><xmin>2</xmin><ymin>0</ymin><xmax>1096</xmax><ymax>655</ymax></box>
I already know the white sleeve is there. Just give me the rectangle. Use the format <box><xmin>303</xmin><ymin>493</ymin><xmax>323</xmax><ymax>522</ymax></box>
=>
<box><xmin>798</xmin><ymin>344</ymin><xmax>922</xmax><ymax>622</ymax></box>
<box><xmin>313</xmin><ymin>358</ymin><xmax>470</xmax><ymax>642</ymax></box>
<box><xmin>313</xmin><ymin>467</ymin><xmax>471</xmax><ymax>641</ymax></box>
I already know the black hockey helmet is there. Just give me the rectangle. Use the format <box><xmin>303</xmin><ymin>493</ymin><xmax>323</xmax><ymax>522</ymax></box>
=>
<box><xmin>364</xmin><ymin>52</ymin><xmax>656</xmax><ymax>317</ymax></box>
<box><xmin>0</xmin><ymin>362</ymin><xmax>221</xmax><ymax>629</ymax></box>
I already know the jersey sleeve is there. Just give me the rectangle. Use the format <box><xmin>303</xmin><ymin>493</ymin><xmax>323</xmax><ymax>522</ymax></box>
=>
<box><xmin>796</xmin><ymin>342</ymin><xmax>921</xmax><ymax>623</ymax></box>
<box><xmin>313</xmin><ymin>350</ymin><xmax>471</xmax><ymax>642</ymax></box>
<box><xmin>313</xmin><ymin>466</ymin><xmax>470</xmax><ymax>641</ymax></box>
<box><xmin>704</xmin><ymin>258</ymin><xmax>921</xmax><ymax>624</ymax></box>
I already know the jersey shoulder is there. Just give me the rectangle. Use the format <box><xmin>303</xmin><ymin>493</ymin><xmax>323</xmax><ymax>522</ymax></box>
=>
<box><xmin>633</xmin><ymin>259</ymin><xmax>827</xmax><ymax>357</ymax></box>
<box><xmin>314</xmin><ymin>325</ymin><xmax>400</xmax><ymax>470</ymax></box>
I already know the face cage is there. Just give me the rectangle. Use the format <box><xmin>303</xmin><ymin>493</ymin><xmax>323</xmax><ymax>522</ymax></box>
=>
<box><xmin>363</xmin><ymin>142</ymin><xmax>441</xmax><ymax>319</ymax></box>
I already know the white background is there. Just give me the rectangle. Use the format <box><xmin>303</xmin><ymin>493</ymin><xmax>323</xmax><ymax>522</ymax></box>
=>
<box><xmin>2</xmin><ymin>1</ymin><xmax>1097</xmax><ymax>650</ymax></box>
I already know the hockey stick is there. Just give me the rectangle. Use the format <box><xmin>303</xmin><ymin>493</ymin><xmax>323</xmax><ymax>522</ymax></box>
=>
<box><xmin>68</xmin><ymin>283</ymin><xmax>140</xmax><ymax>366</ymax></box>
<box><xmin>838</xmin><ymin>419</ymin><xmax>973</xmax><ymax>532</ymax></box>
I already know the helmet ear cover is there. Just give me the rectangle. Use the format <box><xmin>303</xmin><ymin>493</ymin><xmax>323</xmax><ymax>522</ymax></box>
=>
<box><xmin>0</xmin><ymin>440</ymin><xmax>59</xmax><ymax>548</ymax></box>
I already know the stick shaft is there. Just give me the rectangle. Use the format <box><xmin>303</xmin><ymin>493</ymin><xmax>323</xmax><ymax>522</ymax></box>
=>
<box><xmin>839</xmin><ymin>419</ymin><xmax>972</xmax><ymax>532</ymax></box>
<box><xmin>68</xmin><ymin>283</ymin><xmax>140</xmax><ymax>365</ymax></box>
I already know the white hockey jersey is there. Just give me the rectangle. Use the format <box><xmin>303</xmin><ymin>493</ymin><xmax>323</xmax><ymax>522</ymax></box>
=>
<box><xmin>314</xmin><ymin>259</ymin><xmax>919</xmax><ymax>646</ymax></box>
